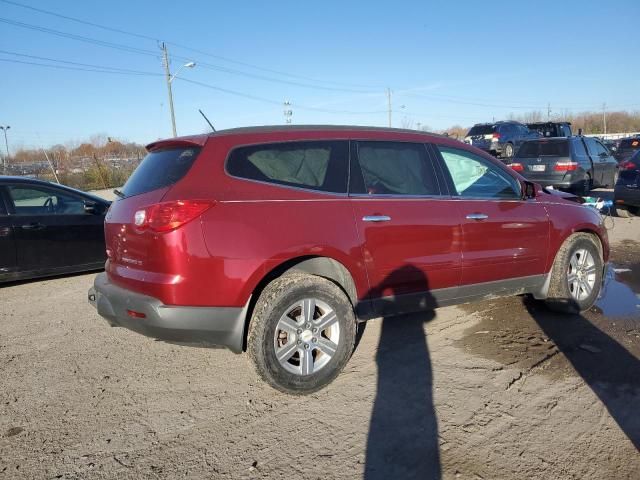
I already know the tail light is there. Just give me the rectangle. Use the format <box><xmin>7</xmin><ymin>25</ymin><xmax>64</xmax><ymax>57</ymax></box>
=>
<box><xmin>620</xmin><ymin>161</ymin><xmax>637</xmax><ymax>170</ymax></box>
<box><xmin>134</xmin><ymin>200</ymin><xmax>215</xmax><ymax>233</ymax></box>
<box><xmin>492</xmin><ymin>133</ymin><xmax>501</xmax><ymax>140</ymax></box>
<box><xmin>507</xmin><ymin>163</ymin><xmax>524</xmax><ymax>172</ymax></box>
<box><xmin>554</xmin><ymin>162</ymin><xmax>578</xmax><ymax>172</ymax></box>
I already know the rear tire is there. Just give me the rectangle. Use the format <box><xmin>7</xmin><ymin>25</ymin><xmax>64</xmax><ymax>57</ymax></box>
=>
<box><xmin>503</xmin><ymin>143</ymin><xmax>514</xmax><ymax>158</ymax></box>
<box><xmin>545</xmin><ymin>233</ymin><xmax>603</xmax><ymax>314</ymax></box>
<box><xmin>573</xmin><ymin>174</ymin><xmax>591</xmax><ymax>197</ymax></box>
<box><xmin>247</xmin><ymin>273</ymin><xmax>356</xmax><ymax>395</ymax></box>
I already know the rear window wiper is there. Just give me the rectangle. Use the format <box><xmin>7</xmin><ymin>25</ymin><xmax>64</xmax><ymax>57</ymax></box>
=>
<box><xmin>113</xmin><ymin>188</ymin><xmax>125</xmax><ymax>199</ymax></box>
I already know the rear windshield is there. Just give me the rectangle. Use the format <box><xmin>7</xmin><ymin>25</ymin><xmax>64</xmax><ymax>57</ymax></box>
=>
<box><xmin>467</xmin><ymin>125</ymin><xmax>495</xmax><ymax>136</ymax></box>
<box><xmin>518</xmin><ymin>140</ymin><xmax>569</xmax><ymax>158</ymax></box>
<box><xmin>121</xmin><ymin>147</ymin><xmax>200</xmax><ymax>197</ymax></box>
<box><xmin>619</xmin><ymin>138</ymin><xmax>640</xmax><ymax>151</ymax></box>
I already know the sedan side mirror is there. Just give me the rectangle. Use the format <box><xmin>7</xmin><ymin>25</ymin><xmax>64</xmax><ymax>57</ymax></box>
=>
<box><xmin>522</xmin><ymin>181</ymin><xmax>536</xmax><ymax>200</ymax></box>
<box><xmin>84</xmin><ymin>200</ymin><xmax>99</xmax><ymax>214</ymax></box>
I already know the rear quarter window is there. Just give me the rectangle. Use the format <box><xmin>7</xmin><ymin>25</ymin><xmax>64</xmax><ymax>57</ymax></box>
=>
<box><xmin>121</xmin><ymin>147</ymin><xmax>201</xmax><ymax>197</ymax></box>
<box><xmin>226</xmin><ymin>141</ymin><xmax>348</xmax><ymax>193</ymax></box>
<box><xmin>467</xmin><ymin>125</ymin><xmax>495</xmax><ymax>136</ymax></box>
<box><xmin>518</xmin><ymin>141</ymin><xmax>569</xmax><ymax>157</ymax></box>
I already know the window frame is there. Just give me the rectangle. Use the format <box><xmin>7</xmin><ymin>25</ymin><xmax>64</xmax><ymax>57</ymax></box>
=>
<box><xmin>429</xmin><ymin>143</ymin><xmax>524</xmax><ymax>201</ymax></box>
<box><xmin>4</xmin><ymin>183</ymin><xmax>88</xmax><ymax>216</ymax></box>
<box><xmin>225</xmin><ymin>139</ymin><xmax>350</xmax><ymax>196</ymax></box>
<box><xmin>348</xmin><ymin>140</ymin><xmax>443</xmax><ymax>198</ymax></box>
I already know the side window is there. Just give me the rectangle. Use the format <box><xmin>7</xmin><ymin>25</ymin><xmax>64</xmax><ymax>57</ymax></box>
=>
<box><xmin>7</xmin><ymin>186</ymin><xmax>85</xmax><ymax>215</ymax></box>
<box><xmin>351</xmin><ymin>142</ymin><xmax>439</xmax><ymax>196</ymax></box>
<box><xmin>437</xmin><ymin>146</ymin><xmax>521</xmax><ymax>199</ymax></box>
<box><xmin>584</xmin><ymin>138</ymin><xmax>599</xmax><ymax>156</ymax></box>
<box><xmin>573</xmin><ymin>139</ymin><xmax>587</xmax><ymax>156</ymax></box>
<box><xmin>227</xmin><ymin>141</ymin><xmax>348</xmax><ymax>193</ymax></box>
<box><xmin>0</xmin><ymin>193</ymin><xmax>6</xmax><ymax>215</ymax></box>
<box><xmin>595</xmin><ymin>141</ymin><xmax>609</xmax><ymax>156</ymax></box>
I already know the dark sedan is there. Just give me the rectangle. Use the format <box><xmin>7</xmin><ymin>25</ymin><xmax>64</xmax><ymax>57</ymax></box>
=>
<box><xmin>0</xmin><ymin>176</ymin><xmax>110</xmax><ymax>283</ymax></box>
<box><xmin>615</xmin><ymin>152</ymin><xmax>640</xmax><ymax>217</ymax></box>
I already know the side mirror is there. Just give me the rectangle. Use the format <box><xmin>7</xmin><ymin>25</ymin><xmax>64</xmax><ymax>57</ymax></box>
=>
<box><xmin>84</xmin><ymin>200</ymin><xmax>99</xmax><ymax>214</ymax></box>
<box><xmin>521</xmin><ymin>181</ymin><xmax>536</xmax><ymax>200</ymax></box>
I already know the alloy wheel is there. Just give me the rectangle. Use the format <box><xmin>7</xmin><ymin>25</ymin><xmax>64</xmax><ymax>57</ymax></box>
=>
<box><xmin>567</xmin><ymin>248</ymin><xmax>597</xmax><ymax>301</ymax></box>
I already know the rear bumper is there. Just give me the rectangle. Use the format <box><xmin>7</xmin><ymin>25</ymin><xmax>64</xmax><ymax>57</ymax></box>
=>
<box><xmin>520</xmin><ymin>171</ymin><xmax>578</xmax><ymax>189</ymax></box>
<box><xmin>88</xmin><ymin>272</ymin><xmax>248</xmax><ymax>353</ymax></box>
<box><xmin>615</xmin><ymin>185</ymin><xmax>640</xmax><ymax>208</ymax></box>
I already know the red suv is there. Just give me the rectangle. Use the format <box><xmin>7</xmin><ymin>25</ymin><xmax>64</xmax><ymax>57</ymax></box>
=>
<box><xmin>89</xmin><ymin>126</ymin><xmax>609</xmax><ymax>394</ymax></box>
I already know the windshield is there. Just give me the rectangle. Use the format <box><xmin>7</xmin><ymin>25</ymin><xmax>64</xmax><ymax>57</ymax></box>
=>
<box><xmin>467</xmin><ymin>125</ymin><xmax>495</xmax><ymax>136</ymax></box>
<box><xmin>121</xmin><ymin>147</ymin><xmax>201</xmax><ymax>197</ymax></box>
<box><xmin>518</xmin><ymin>140</ymin><xmax>569</xmax><ymax>158</ymax></box>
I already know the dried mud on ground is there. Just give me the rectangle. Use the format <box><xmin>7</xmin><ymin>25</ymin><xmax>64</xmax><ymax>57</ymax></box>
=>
<box><xmin>1</xmin><ymin>219</ymin><xmax>639</xmax><ymax>479</ymax></box>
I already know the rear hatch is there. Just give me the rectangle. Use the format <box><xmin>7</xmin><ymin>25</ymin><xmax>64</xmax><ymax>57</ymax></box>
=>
<box><xmin>464</xmin><ymin>125</ymin><xmax>496</xmax><ymax>150</ymax></box>
<box><xmin>511</xmin><ymin>139</ymin><xmax>571</xmax><ymax>178</ymax></box>
<box><xmin>105</xmin><ymin>141</ymin><xmax>205</xmax><ymax>292</ymax></box>
<box><xmin>616</xmin><ymin>138</ymin><xmax>640</xmax><ymax>162</ymax></box>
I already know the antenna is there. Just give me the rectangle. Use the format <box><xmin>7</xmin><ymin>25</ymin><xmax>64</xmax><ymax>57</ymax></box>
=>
<box><xmin>199</xmin><ymin>109</ymin><xmax>216</xmax><ymax>132</ymax></box>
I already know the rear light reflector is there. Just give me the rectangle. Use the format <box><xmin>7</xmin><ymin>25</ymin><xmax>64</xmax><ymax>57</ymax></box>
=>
<box><xmin>507</xmin><ymin>163</ymin><xmax>524</xmax><ymax>172</ymax></box>
<box><xmin>134</xmin><ymin>200</ymin><xmax>215</xmax><ymax>233</ymax></box>
<box><xmin>492</xmin><ymin>133</ymin><xmax>501</xmax><ymax>140</ymax></box>
<box><xmin>620</xmin><ymin>161</ymin><xmax>637</xmax><ymax>170</ymax></box>
<box><xmin>554</xmin><ymin>162</ymin><xmax>578</xmax><ymax>172</ymax></box>
<box><xmin>127</xmin><ymin>309</ymin><xmax>146</xmax><ymax>319</ymax></box>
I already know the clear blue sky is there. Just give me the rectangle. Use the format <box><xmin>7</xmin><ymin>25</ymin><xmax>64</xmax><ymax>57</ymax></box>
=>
<box><xmin>1</xmin><ymin>0</ymin><xmax>638</xmax><ymax>149</ymax></box>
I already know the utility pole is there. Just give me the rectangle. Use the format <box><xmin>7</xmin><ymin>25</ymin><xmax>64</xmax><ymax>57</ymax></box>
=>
<box><xmin>161</xmin><ymin>43</ymin><xmax>177</xmax><ymax>137</ymax></box>
<box><xmin>602</xmin><ymin>103</ymin><xmax>607</xmax><ymax>135</ymax></box>
<box><xmin>283</xmin><ymin>100</ymin><xmax>293</xmax><ymax>124</ymax></box>
<box><xmin>0</xmin><ymin>125</ymin><xmax>10</xmax><ymax>174</ymax></box>
<box><xmin>547</xmin><ymin>103</ymin><xmax>551</xmax><ymax>121</ymax></box>
<box><xmin>386</xmin><ymin>88</ymin><xmax>392</xmax><ymax>128</ymax></box>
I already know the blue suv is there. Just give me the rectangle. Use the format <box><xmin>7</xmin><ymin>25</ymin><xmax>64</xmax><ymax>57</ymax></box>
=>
<box><xmin>464</xmin><ymin>121</ymin><xmax>540</xmax><ymax>158</ymax></box>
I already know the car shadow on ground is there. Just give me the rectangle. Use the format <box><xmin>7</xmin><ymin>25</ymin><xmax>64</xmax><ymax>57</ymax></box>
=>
<box><xmin>361</xmin><ymin>265</ymin><xmax>441</xmax><ymax>480</ymax></box>
<box><xmin>523</xmin><ymin>296</ymin><xmax>640</xmax><ymax>450</ymax></box>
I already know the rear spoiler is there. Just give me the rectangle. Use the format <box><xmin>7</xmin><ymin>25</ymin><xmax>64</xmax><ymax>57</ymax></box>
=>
<box><xmin>146</xmin><ymin>135</ymin><xmax>208</xmax><ymax>152</ymax></box>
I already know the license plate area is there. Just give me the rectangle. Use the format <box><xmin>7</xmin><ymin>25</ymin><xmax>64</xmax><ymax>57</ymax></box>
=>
<box><xmin>530</xmin><ymin>164</ymin><xmax>546</xmax><ymax>172</ymax></box>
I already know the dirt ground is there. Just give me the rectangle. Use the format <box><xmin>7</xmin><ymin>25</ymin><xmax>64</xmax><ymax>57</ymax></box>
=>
<box><xmin>1</xmin><ymin>192</ymin><xmax>639</xmax><ymax>479</ymax></box>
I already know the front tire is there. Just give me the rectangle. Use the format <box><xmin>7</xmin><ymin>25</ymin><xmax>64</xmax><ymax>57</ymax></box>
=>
<box><xmin>503</xmin><ymin>143</ymin><xmax>514</xmax><ymax>158</ymax></box>
<box><xmin>247</xmin><ymin>273</ymin><xmax>356</xmax><ymax>395</ymax></box>
<box><xmin>545</xmin><ymin>233</ymin><xmax>603</xmax><ymax>313</ymax></box>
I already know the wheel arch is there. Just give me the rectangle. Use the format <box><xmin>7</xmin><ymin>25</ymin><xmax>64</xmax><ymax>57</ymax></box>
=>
<box><xmin>240</xmin><ymin>255</ymin><xmax>361</xmax><ymax>351</ymax></box>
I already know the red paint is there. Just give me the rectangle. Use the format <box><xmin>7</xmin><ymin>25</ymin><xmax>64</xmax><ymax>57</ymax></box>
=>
<box><xmin>103</xmin><ymin>127</ymin><xmax>608</xmax><ymax>308</ymax></box>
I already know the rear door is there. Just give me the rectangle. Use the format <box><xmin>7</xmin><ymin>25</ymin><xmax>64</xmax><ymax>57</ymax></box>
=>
<box><xmin>432</xmin><ymin>144</ymin><xmax>549</xmax><ymax>287</ymax></box>
<box><xmin>593</xmin><ymin>139</ymin><xmax>617</xmax><ymax>187</ymax></box>
<box><xmin>582</xmin><ymin>137</ymin><xmax>604</xmax><ymax>185</ymax></box>
<box><xmin>349</xmin><ymin>141</ymin><xmax>462</xmax><ymax>312</ymax></box>
<box><xmin>0</xmin><ymin>188</ymin><xmax>17</xmax><ymax>276</ymax></box>
<box><xmin>6</xmin><ymin>184</ymin><xmax>106</xmax><ymax>272</ymax></box>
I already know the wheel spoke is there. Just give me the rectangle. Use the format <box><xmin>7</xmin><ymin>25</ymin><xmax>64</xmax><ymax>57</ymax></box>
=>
<box><xmin>567</xmin><ymin>273</ymin><xmax>578</xmax><ymax>285</ymax></box>
<box><xmin>569</xmin><ymin>255</ymin><xmax>579</xmax><ymax>271</ymax></box>
<box><xmin>580</xmin><ymin>278</ymin><xmax>593</xmax><ymax>296</ymax></box>
<box><xmin>277</xmin><ymin>316</ymin><xmax>300</xmax><ymax>334</ymax></box>
<box><xmin>584</xmin><ymin>265</ymin><xmax>597</xmax><ymax>276</ymax></box>
<box><xmin>580</xmin><ymin>251</ymin><xmax>591</xmax><ymax>268</ymax></box>
<box><xmin>302</xmin><ymin>298</ymin><xmax>316</xmax><ymax>325</ymax></box>
<box><xmin>276</xmin><ymin>342</ymin><xmax>298</xmax><ymax>362</ymax></box>
<box><xmin>314</xmin><ymin>310</ymin><xmax>338</xmax><ymax>331</ymax></box>
<box><xmin>315</xmin><ymin>337</ymin><xmax>338</xmax><ymax>357</ymax></box>
<box><xmin>301</xmin><ymin>348</ymin><xmax>314</xmax><ymax>375</ymax></box>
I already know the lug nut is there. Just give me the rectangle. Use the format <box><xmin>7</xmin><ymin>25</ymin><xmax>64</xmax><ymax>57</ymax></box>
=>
<box><xmin>306</xmin><ymin>323</ymin><xmax>310</xmax><ymax>329</ymax></box>
<box><xmin>304</xmin><ymin>344</ymin><xmax>310</xmax><ymax>350</ymax></box>
<box><xmin>312</xmin><ymin>328</ymin><xmax>318</xmax><ymax>333</ymax></box>
<box><xmin>312</xmin><ymin>337</ymin><xmax>317</xmax><ymax>343</ymax></box>
<box><xmin>297</xmin><ymin>340</ymin><xmax>302</xmax><ymax>345</ymax></box>
<box><xmin>297</xmin><ymin>329</ymin><xmax>302</xmax><ymax>334</ymax></box>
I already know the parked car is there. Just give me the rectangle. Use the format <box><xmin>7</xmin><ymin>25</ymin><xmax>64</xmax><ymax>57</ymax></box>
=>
<box><xmin>0</xmin><ymin>176</ymin><xmax>110</xmax><ymax>283</ymax></box>
<box><xmin>507</xmin><ymin>136</ymin><xmax>618</xmax><ymax>195</ymax></box>
<box><xmin>614</xmin><ymin>150</ymin><xmax>640</xmax><ymax>217</ymax></box>
<box><xmin>614</xmin><ymin>137</ymin><xmax>640</xmax><ymax>163</ymax></box>
<box><xmin>526</xmin><ymin>121</ymin><xmax>572</xmax><ymax>138</ymax></box>
<box><xmin>89</xmin><ymin>126</ymin><xmax>609</xmax><ymax>394</ymax></box>
<box><xmin>602</xmin><ymin>138</ymin><xmax>620</xmax><ymax>154</ymax></box>
<box><xmin>464</xmin><ymin>121</ymin><xmax>539</xmax><ymax>158</ymax></box>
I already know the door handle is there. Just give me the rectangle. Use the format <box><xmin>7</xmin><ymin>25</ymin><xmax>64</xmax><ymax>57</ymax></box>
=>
<box><xmin>21</xmin><ymin>222</ymin><xmax>45</xmax><ymax>230</ymax></box>
<box><xmin>362</xmin><ymin>215</ymin><xmax>391</xmax><ymax>222</ymax></box>
<box><xmin>466</xmin><ymin>213</ymin><xmax>489</xmax><ymax>221</ymax></box>
<box><xmin>0</xmin><ymin>226</ymin><xmax>10</xmax><ymax>237</ymax></box>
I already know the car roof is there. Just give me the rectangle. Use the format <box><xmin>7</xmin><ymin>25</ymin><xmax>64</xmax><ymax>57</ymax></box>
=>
<box><xmin>0</xmin><ymin>176</ymin><xmax>110</xmax><ymax>203</ymax></box>
<box><xmin>526</xmin><ymin>121</ymin><xmax>571</xmax><ymax>126</ymax></box>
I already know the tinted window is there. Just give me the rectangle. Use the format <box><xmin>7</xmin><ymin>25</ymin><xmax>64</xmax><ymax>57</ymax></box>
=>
<box><xmin>595</xmin><ymin>141</ymin><xmax>609</xmax><ymax>156</ymax></box>
<box><xmin>467</xmin><ymin>125</ymin><xmax>495</xmax><ymax>136</ymax></box>
<box><xmin>561</xmin><ymin>125</ymin><xmax>572</xmax><ymax>136</ymax></box>
<box><xmin>0</xmin><ymin>194</ymin><xmax>6</xmax><ymax>215</ymax></box>
<box><xmin>518</xmin><ymin>140</ymin><xmax>569</xmax><ymax>157</ymax></box>
<box><xmin>573</xmin><ymin>138</ymin><xmax>587</xmax><ymax>156</ymax></box>
<box><xmin>584</xmin><ymin>138</ymin><xmax>599</xmax><ymax>156</ymax></box>
<box><xmin>437</xmin><ymin>146</ymin><xmax>520</xmax><ymax>199</ymax></box>
<box><xmin>227</xmin><ymin>141</ymin><xmax>348</xmax><ymax>193</ymax></box>
<box><xmin>122</xmin><ymin>147</ymin><xmax>200</xmax><ymax>197</ymax></box>
<box><xmin>8</xmin><ymin>185</ymin><xmax>86</xmax><ymax>216</ymax></box>
<box><xmin>351</xmin><ymin>142</ymin><xmax>438</xmax><ymax>196</ymax></box>
<box><xmin>619</xmin><ymin>138</ymin><xmax>640</xmax><ymax>151</ymax></box>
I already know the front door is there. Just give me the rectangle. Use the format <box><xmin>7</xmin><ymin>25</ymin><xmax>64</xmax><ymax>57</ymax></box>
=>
<box><xmin>0</xmin><ymin>191</ymin><xmax>17</xmax><ymax>275</ymax></box>
<box><xmin>431</xmin><ymin>144</ymin><xmax>549</xmax><ymax>287</ymax></box>
<box><xmin>349</xmin><ymin>141</ymin><xmax>462</xmax><ymax>313</ymax></box>
<box><xmin>6</xmin><ymin>184</ymin><xmax>106</xmax><ymax>273</ymax></box>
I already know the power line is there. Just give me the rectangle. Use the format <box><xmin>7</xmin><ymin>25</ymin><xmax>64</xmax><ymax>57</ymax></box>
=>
<box><xmin>0</xmin><ymin>57</ymin><xmax>158</xmax><ymax>75</ymax></box>
<box><xmin>0</xmin><ymin>0</ymin><xmax>382</xmax><ymax>90</ymax></box>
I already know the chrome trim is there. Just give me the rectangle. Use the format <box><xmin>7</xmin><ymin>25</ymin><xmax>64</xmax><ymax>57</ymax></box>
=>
<box><xmin>466</xmin><ymin>213</ymin><xmax>489</xmax><ymax>220</ymax></box>
<box><xmin>362</xmin><ymin>215</ymin><xmax>391</xmax><ymax>222</ymax></box>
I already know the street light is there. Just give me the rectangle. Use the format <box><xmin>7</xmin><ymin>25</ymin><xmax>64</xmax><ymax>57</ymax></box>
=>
<box><xmin>161</xmin><ymin>42</ymin><xmax>196</xmax><ymax>137</ymax></box>
<box><xmin>0</xmin><ymin>125</ymin><xmax>10</xmax><ymax>174</ymax></box>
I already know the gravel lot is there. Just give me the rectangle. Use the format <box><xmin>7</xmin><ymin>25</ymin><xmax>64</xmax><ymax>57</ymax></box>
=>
<box><xmin>1</xmin><ymin>190</ymin><xmax>639</xmax><ymax>479</ymax></box>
